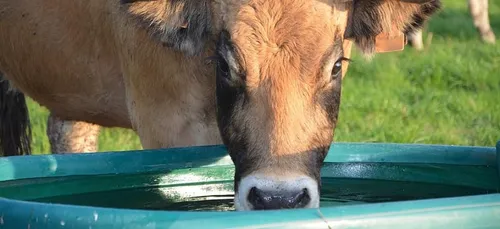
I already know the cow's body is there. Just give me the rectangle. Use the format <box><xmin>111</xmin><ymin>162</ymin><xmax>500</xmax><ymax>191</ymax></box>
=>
<box><xmin>0</xmin><ymin>1</ymin><xmax>131</xmax><ymax>153</ymax></box>
<box><xmin>408</xmin><ymin>0</ymin><xmax>495</xmax><ymax>50</ymax></box>
<box><xmin>0</xmin><ymin>0</ymin><xmax>222</xmax><ymax>153</ymax></box>
<box><xmin>0</xmin><ymin>0</ymin><xmax>440</xmax><ymax>210</ymax></box>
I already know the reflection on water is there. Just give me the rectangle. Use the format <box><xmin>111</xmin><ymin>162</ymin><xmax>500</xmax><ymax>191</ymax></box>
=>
<box><xmin>1</xmin><ymin>168</ymin><xmax>494</xmax><ymax>212</ymax></box>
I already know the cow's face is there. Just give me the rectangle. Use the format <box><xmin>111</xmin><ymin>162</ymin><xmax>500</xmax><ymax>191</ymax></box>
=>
<box><xmin>121</xmin><ymin>0</ymin><xmax>441</xmax><ymax>211</ymax></box>
<box><xmin>212</xmin><ymin>1</ymin><xmax>349</xmax><ymax>211</ymax></box>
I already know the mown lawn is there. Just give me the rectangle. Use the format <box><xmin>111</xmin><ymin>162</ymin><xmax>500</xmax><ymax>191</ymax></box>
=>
<box><xmin>27</xmin><ymin>0</ymin><xmax>499</xmax><ymax>155</ymax></box>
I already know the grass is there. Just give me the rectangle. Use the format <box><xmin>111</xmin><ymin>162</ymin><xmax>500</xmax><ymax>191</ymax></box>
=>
<box><xmin>26</xmin><ymin>0</ymin><xmax>500</xmax><ymax>155</ymax></box>
<box><xmin>335</xmin><ymin>0</ymin><xmax>500</xmax><ymax>146</ymax></box>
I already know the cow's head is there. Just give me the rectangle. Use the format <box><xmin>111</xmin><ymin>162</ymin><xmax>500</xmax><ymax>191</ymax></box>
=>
<box><xmin>121</xmin><ymin>0</ymin><xmax>441</xmax><ymax>211</ymax></box>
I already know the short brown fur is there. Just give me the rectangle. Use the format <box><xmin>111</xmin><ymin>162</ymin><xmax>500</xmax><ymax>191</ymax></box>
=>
<box><xmin>217</xmin><ymin>0</ymin><xmax>350</xmax><ymax>175</ymax></box>
<box><xmin>0</xmin><ymin>0</ymin><xmax>440</xmax><ymax>166</ymax></box>
<box><xmin>0</xmin><ymin>0</ymin><xmax>441</xmax><ymax>209</ymax></box>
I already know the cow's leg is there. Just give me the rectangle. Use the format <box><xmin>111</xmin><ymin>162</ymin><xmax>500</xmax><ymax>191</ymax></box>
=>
<box><xmin>469</xmin><ymin>0</ymin><xmax>496</xmax><ymax>44</ymax></box>
<box><xmin>406</xmin><ymin>29</ymin><xmax>425</xmax><ymax>50</ymax></box>
<box><xmin>47</xmin><ymin>113</ymin><xmax>101</xmax><ymax>153</ymax></box>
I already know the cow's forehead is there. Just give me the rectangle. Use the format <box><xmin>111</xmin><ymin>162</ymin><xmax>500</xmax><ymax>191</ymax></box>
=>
<box><xmin>212</xmin><ymin>0</ymin><xmax>350</xmax><ymax>85</ymax></box>
<box><xmin>212</xmin><ymin>0</ymin><xmax>351</xmax><ymax>35</ymax></box>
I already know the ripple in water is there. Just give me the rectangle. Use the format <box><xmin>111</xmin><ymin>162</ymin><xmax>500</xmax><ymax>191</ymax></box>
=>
<box><xmin>15</xmin><ymin>173</ymin><xmax>493</xmax><ymax>212</ymax></box>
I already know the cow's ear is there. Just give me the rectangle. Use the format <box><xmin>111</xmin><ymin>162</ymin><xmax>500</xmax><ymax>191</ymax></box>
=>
<box><xmin>120</xmin><ymin>0</ymin><xmax>212</xmax><ymax>56</ymax></box>
<box><xmin>344</xmin><ymin>0</ymin><xmax>441</xmax><ymax>56</ymax></box>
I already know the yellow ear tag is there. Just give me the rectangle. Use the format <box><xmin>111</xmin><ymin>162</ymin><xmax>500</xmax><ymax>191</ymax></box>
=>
<box><xmin>375</xmin><ymin>31</ymin><xmax>407</xmax><ymax>53</ymax></box>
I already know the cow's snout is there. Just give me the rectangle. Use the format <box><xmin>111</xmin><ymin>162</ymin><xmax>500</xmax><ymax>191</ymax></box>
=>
<box><xmin>247</xmin><ymin>187</ymin><xmax>311</xmax><ymax>210</ymax></box>
<box><xmin>234</xmin><ymin>174</ymin><xmax>320</xmax><ymax>211</ymax></box>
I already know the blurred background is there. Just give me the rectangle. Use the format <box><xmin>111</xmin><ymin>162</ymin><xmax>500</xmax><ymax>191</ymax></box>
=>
<box><xmin>26</xmin><ymin>0</ymin><xmax>499</xmax><ymax>154</ymax></box>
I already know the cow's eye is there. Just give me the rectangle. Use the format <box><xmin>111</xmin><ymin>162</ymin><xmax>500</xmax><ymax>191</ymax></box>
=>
<box><xmin>332</xmin><ymin>57</ymin><xmax>351</xmax><ymax>80</ymax></box>
<box><xmin>331</xmin><ymin>59</ymin><xmax>342</xmax><ymax>79</ymax></box>
<box><xmin>217</xmin><ymin>56</ymin><xmax>230</xmax><ymax>78</ymax></box>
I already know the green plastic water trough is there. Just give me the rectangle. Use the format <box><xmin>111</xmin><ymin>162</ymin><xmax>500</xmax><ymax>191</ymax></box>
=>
<box><xmin>1</xmin><ymin>141</ymin><xmax>500</xmax><ymax>229</ymax></box>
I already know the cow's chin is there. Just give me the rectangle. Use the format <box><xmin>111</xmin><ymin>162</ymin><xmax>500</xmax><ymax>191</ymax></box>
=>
<box><xmin>234</xmin><ymin>174</ymin><xmax>320</xmax><ymax>211</ymax></box>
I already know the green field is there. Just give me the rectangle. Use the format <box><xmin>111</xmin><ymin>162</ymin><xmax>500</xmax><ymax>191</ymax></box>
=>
<box><xmin>26</xmin><ymin>0</ymin><xmax>499</xmax><ymax>155</ymax></box>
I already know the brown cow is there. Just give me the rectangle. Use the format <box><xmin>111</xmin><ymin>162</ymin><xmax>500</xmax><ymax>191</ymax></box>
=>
<box><xmin>408</xmin><ymin>0</ymin><xmax>495</xmax><ymax>50</ymax></box>
<box><xmin>0</xmin><ymin>0</ymin><xmax>441</xmax><ymax>210</ymax></box>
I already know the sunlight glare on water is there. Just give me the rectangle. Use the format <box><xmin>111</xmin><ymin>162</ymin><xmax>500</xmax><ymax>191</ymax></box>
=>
<box><xmin>7</xmin><ymin>168</ymin><xmax>491</xmax><ymax>212</ymax></box>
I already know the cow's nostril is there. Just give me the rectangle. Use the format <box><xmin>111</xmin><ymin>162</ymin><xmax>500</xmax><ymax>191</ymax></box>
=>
<box><xmin>247</xmin><ymin>187</ymin><xmax>265</xmax><ymax>209</ymax></box>
<box><xmin>247</xmin><ymin>187</ymin><xmax>311</xmax><ymax>210</ymax></box>
<box><xmin>294</xmin><ymin>188</ymin><xmax>310</xmax><ymax>207</ymax></box>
